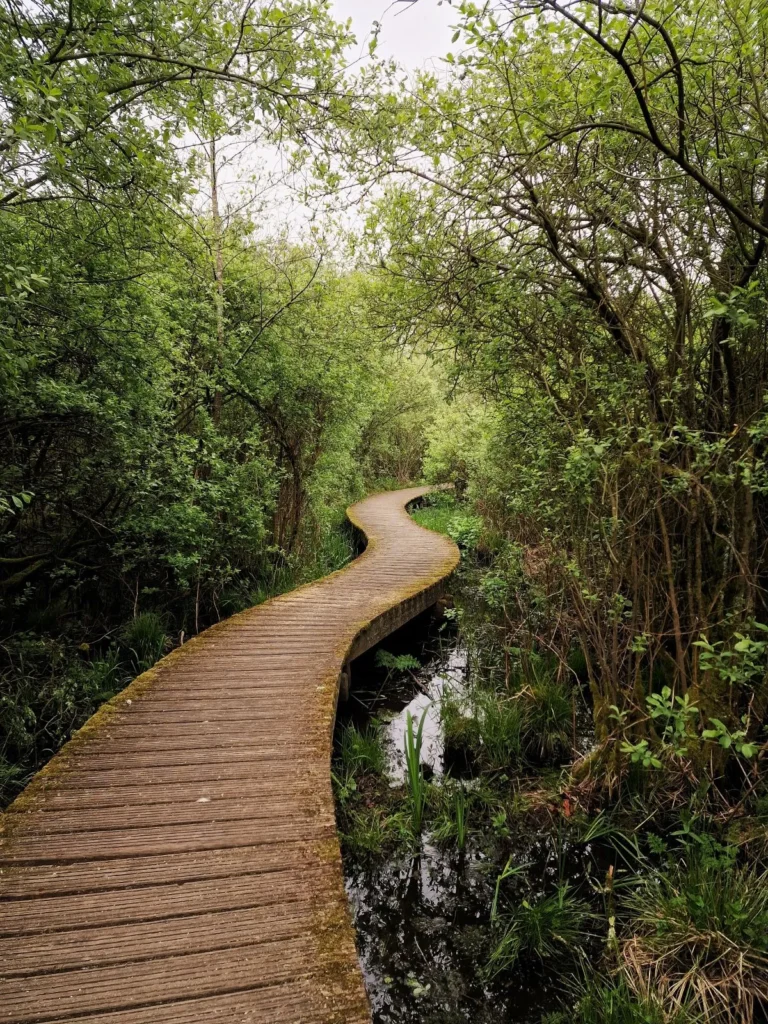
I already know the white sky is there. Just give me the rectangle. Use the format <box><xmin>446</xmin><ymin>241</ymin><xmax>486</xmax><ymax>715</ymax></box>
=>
<box><xmin>332</xmin><ymin>0</ymin><xmax>456</xmax><ymax>70</ymax></box>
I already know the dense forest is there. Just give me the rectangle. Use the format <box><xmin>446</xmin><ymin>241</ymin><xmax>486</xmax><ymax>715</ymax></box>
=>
<box><xmin>2</xmin><ymin>1</ymin><xmax>768</xmax><ymax>1022</ymax></box>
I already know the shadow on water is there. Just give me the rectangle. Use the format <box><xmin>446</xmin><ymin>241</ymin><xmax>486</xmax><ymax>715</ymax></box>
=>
<box><xmin>334</xmin><ymin>610</ymin><xmax>596</xmax><ymax>1024</ymax></box>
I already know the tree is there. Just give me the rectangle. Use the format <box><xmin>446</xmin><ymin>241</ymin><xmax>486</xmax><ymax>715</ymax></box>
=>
<box><xmin>342</xmin><ymin>0</ymin><xmax>768</xmax><ymax>741</ymax></box>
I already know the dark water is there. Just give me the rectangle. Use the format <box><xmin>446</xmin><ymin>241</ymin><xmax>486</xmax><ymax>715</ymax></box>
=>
<box><xmin>335</xmin><ymin>613</ymin><xmax>599</xmax><ymax>1023</ymax></box>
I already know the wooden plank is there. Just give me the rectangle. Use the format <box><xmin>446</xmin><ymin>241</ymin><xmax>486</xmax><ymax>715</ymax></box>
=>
<box><xmin>7</xmin><ymin>796</ymin><xmax>311</xmax><ymax>835</ymax></box>
<box><xmin>10</xmin><ymin>759</ymin><xmax>313</xmax><ymax>792</ymax></box>
<box><xmin>49</xmin><ymin>980</ymin><xmax>366</xmax><ymax>1024</ymax></box>
<box><xmin>0</xmin><ymin>866</ymin><xmax>332</xmax><ymax>935</ymax></box>
<box><xmin>0</xmin><ymin>938</ymin><xmax>311</xmax><ymax>1021</ymax></box>
<box><xmin>1</xmin><ymin>817</ymin><xmax>334</xmax><ymax>864</ymax></box>
<box><xmin>0</xmin><ymin>842</ymin><xmax>322</xmax><ymax>898</ymax></box>
<box><xmin>16</xmin><ymin>776</ymin><xmax>313</xmax><ymax>812</ymax></box>
<box><xmin>0</xmin><ymin>900</ymin><xmax>315</xmax><ymax>975</ymax></box>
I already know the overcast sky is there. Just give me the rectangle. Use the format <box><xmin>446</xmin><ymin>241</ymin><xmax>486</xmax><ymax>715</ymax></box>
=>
<box><xmin>332</xmin><ymin>0</ymin><xmax>456</xmax><ymax>70</ymax></box>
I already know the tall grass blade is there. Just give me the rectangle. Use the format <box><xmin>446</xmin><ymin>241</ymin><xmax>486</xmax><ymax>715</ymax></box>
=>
<box><xmin>404</xmin><ymin>706</ymin><xmax>429</xmax><ymax>836</ymax></box>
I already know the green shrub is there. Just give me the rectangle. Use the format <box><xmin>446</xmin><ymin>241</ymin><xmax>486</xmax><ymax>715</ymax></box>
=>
<box><xmin>447</xmin><ymin>513</ymin><xmax>484</xmax><ymax>550</ymax></box>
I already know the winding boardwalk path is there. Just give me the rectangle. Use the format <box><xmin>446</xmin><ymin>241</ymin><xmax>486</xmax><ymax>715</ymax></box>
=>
<box><xmin>0</xmin><ymin>486</ymin><xmax>459</xmax><ymax>1024</ymax></box>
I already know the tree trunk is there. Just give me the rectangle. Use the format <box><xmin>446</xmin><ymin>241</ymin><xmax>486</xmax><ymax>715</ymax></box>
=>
<box><xmin>209</xmin><ymin>137</ymin><xmax>225</xmax><ymax>427</ymax></box>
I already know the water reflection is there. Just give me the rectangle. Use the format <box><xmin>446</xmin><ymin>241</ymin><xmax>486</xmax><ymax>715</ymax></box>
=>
<box><xmin>384</xmin><ymin>645</ymin><xmax>468</xmax><ymax>784</ymax></box>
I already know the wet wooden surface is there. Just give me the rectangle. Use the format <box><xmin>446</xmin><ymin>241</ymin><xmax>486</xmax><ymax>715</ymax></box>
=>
<box><xmin>0</xmin><ymin>486</ymin><xmax>459</xmax><ymax>1024</ymax></box>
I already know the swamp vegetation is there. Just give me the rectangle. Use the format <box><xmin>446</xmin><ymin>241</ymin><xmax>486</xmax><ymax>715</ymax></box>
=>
<box><xmin>2</xmin><ymin>0</ymin><xmax>768</xmax><ymax>1020</ymax></box>
<box><xmin>334</xmin><ymin>493</ymin><xmax>768</xmax><ymax>1023</ymax></box>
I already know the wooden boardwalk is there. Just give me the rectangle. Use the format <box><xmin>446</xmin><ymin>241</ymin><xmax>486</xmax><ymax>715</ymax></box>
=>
<box><xmin>0</xmin><ymin>486</ymin><xmax>459</xmax><ymax>1024</ymax></box>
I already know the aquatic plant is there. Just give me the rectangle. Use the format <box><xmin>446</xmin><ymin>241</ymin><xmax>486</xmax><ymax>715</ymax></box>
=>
<box><xmin>477</xmin><ymin>689</ymin><xmax>525</xmax><ymax>769</ymax></box>
<box><xmin>551</xmin><ymin>975</ymin><xmax>688</xmax><ymax>1024</ymax></box>
<box><xmin>488</xmin><ymin>882</ymin><xmax>590</xmax><ymax>976</ymax></box>
<box><xmin>330</xmin><ymin>768</ymin><xmax>357</xmax><ymax>805</ymax></box>
<box><xmin>341</xmin><ymin>806</ymin><xmax>410</xmax><ymax>857</ymax></box>
<box><xmin>339</xmin><ymin>721</ymin><xmax>386</xmax><ymax>778</ymax></box>
<box><xmin>375</xmin><ymin>649</ymin><xmax>421</xmax><ymax>674</ymax></box>
<box><xmin>333</xmin><ymin>723</ymin><xmax>388</xmax><ymax>816</ymax></box>
<box><xmin>404</xmin><ymin>707</ymin><xmax>429</xmax><ymax>835</ymax></box>
<box><xmin>431</xmin><ymin>782</ymin><xmax>469</xmax><ymax>850</ymax></box>
<box><xmin>440</xmin><ymin>689</ymin><xmax>476</xmax><ymax>748</ymax></box>
<box><xmin>490</xmin><ymin>855</ymin><xmax>529</xmax><ymax>923</ymax></box>
<box><xmin>520</xmin><ymin>675</ymin><xmax>574</xmax><ymax>760</ymax></box>
<box><xmin>441</xmin><ymin>685</ymin><xmax>524</xmax><ymax>771</ymax></box>
<box><xmin>454</xmin><ymin>786</ymin><xmax>468</xmax><ymax>850</ymax></box>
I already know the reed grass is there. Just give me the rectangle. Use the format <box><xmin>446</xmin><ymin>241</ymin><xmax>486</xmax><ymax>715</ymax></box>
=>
<box><xmin>404</xmin><ymin>707</ymin><xmax>429</xmax><ymax>835</ymax></box>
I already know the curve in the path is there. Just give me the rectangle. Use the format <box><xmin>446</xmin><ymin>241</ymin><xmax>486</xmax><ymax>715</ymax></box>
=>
<box><xmin>0</xmin><ymin>486</ymin><xmax>459</xmax><ymax>1024</ymax></box>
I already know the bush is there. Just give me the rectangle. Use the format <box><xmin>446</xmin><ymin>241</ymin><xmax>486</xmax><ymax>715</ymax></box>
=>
<box><xmin>0</xmin><ymin>634</ymin><xmax>130</xmax><ymax>805</ymax></box>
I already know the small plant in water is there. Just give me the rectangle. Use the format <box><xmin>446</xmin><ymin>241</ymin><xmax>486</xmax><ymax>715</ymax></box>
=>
<box><xmin>333</xmin><ymin>723</ymin><xmax>387</xmax><ymax>809</ymax></box>
<box><xmin>339</xmin><ymin>721</ymin><xmax>386</xmax><ymax>778</ymax></box>
<box><xmin>375</xmin><ymin>649</ymin><xmax>421</xmax><ymax>674</ymax></box>
<box><xmin>404</xmin><ymin>707</ymin><xmax>429</xmax><ymax>835</ymax></box>
<box><xmin>488</xmin><ymin>882</ymin><xmax>590</xmax><ymax>976</ymax></box>
<box><xmin>560</xmin><ymin>974</ymin><xmax>679</xmax><ymax>1024</ymax></box>
<box><xmin>341</xmin><ymin>806</ymin><xmax>408</xmax><ymax>857</ymax></box>
<box><xmin>433</xmin><ymin>782</ymin><xmax>470</xmax><ymax>849</ymax></box>
<box><xmin>521</xmin><ymin>675</ymin><xmax>574</xmax><ymax>759</ymax></box>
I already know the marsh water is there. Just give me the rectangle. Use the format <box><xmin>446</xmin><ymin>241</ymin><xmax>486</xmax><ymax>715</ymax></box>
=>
<box><xmin>334</xmin><ymin>611</ymin><xmax>599</xmax><ymax>1023</ymax></box>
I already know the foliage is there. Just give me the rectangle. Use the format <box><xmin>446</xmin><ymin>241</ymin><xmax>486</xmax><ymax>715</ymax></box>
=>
<box><xmin>522</xmin><ymin>676</ymin><xmax>574</xmax><ymax>760</ymax></box>
<box><xmin>410</xmin><ymin>492</ymin><xmax>459</xmax><ymax>537</ymax></box>
<box><xmin>442</xmin><ymin>686</ymin><xmax>524</xmax><ymax>771</ymax></box>
<box><xmin>374</xmin><ymin>650</ymin><xmax>421</xmax><ymax>673</ymax></box>
<box><xmin>0</xmin><ymin>0</ymin><xmax>451</xmax><ymax>803</ymax></box>
<box><xmin>561</xmin><ymin>975</ymin><xmax>685</xmax><ymax>1024</ymax></box>
<box><xmin>121</xmin><ymin>613</ymin><xmax>169</xmax><ymax>675</ymax></box>
<box><xmin>339</xmin><ymin>805</ymin><xmax>411</xmax><ymax>858</ymax></box>
<box><xmin>441</xmin><ymin>667</ymin><xmax>574</xmax><ymax>770</ymax></box>
<box><xmin>340</xmin><ymin>0</ymin><xmax>768</xmax><ymax>797</ymax></box>
<box><xmin>332</xmin><ymin>719</ymin><xmax>412</xmax><ymax>858</ymax></box>
<box><xmin>430</xmin><ymin>780</ymin><xmax>470</xmax><ymax>850</ymax></box>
